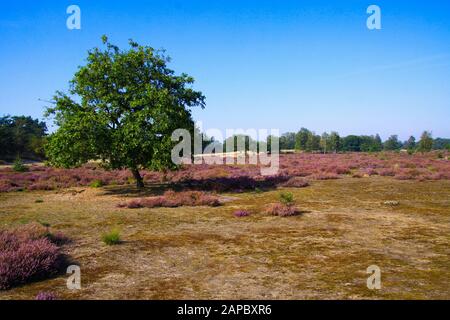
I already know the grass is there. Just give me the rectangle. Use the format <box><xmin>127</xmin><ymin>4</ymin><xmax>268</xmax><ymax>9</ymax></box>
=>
<box><xmin>101</xmin><ymin>229</ymin><xmax>121</xmax><ymax>245</ymax></box>
<box><xmin>0</xmin><ymin>176</ymin><xmax>448</xmax><ymax>299</ymax></box>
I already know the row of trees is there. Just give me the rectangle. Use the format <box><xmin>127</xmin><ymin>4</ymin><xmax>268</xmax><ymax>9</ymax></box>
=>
<box><xmin>279</xmin><ymin>128</ymin><xmax>449</xmax><ymax>153</ymax></box>
<box><xmin>0</xmin><ymin>116</ymin><xmax>47</xmax><ymax>161</ymax></box>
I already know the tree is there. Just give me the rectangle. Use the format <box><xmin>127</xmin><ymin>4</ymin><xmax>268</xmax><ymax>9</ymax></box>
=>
<box><xmin>0</xmin><ymin>115</ymin><xmax>47</xmax><ymax>160</ymax></box>
<box><xmin>320</xmin><ymin>132</ymin><xmax>330</xmax><ymax>153</ymax></box>
<box><xmin>45</xmin><ymin>36</ymin><xmax>205</xmax><ymax>188</ymax></box>
<box><xmin>342</xmin><ymin>135</ymin><xmax>361</xmax><ymax>152</ymax></box>
<box><xmin>279</xmin><ymin>132</ymin><xmax>295</xmax><ymax>150</ymax></box>
<box><xmin>403</xmin><ymin>136</ymin><xmax>416</xmax><ymax>150</ymax></box>
<box><xmin>383</xmin><ymin>135</ymin><xmax>401</xmax><ymax>151</ymax></box>
<box><xmin>328</xmin><ymin>131</ymin><xmax>341</xmax><ymax>153</ymax></box>
<box><xmin>417</xmin><ymin>131</ymin><xmax>433</xmax><ymax>153</ymax></box>
<box><xmin>305</xmin><ymin>132</ymin><xmax>320</xmax><ymax>152</ymax></box>
<box><xmin>295</xmin><ymin>128</ymin><xmax>310</xmax><ymax>151</ymax></box>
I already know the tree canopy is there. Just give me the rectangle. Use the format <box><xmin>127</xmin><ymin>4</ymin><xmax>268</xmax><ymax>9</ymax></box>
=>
<box><xmin>45</xmin><ymin>36</ymin><xmax>205</xmax><ymax>188</ymax></box>
<box><xmin>0</xmin><ymin>115</ymin><xmax>47</xmax><ymax>161</ymax></box>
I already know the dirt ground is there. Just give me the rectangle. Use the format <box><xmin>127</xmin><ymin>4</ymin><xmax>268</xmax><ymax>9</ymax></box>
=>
<box><xmin>0</xmin><ymin>177</ymin><xmax>449</xmax><ymax>300</ymax></box>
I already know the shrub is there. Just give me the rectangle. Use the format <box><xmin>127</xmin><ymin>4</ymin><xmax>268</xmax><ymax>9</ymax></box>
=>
<box><xmin>234</xmin><ymin>210</ymin><xmax>250</xmax><ymax>217</ymax></box>
<box><xmin>35</xmin><ymin>199</ymin><xmax>44</xmax><ymax>203</ymax></box>
<box><xmin>102</xmin><ymin>229</ymin><xmax>121</xmax><ymax>245</ymax></box>
<box><xmin>282</xmin><ymin>177</ymin><xmax>309</xmax><ymax>188</ymax></box>
<box><xmin>0</xmin><ymin>225</ymin><xmax>64</xmax><ymax>290</ymax></box>
<box><xmin>35</xmin><ymin>291</ymin><xmax>58</xmax><ymax>300</ymax></box>
<box><xmin>265</xmin><ymin>203</ymin><xmax>298</xmax><ymax>217</ymax></box>
<box><xmin>279</xmin><ymin>192</ymin><xmax>294</xmax><ymax>206</ymax></box>
<box><xmin>89</xmin><ymin>180</ymin><xmax>103</xmax><ymax>188</ymax></box>
<box><xmin>13</xmin><ymin>157</ymin><xmax>28</xmax><ymax>172</ymax></box>
<box><xmin>118</xmin><ymin>191</ymin><xmax>221</xmax><ymax>209</ymax></box>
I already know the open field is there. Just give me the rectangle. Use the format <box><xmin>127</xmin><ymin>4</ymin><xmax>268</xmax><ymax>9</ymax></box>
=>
<box><xmin>0</xmin><ymin>153</ymin><xmax>449</xmax><ymax>300</ymax></box>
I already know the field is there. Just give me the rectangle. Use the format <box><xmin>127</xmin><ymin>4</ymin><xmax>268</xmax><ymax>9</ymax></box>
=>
<box><xmin>0</xmin><ymin>152</ymin><xmax>449</xmax><ymax>300</ymax></box>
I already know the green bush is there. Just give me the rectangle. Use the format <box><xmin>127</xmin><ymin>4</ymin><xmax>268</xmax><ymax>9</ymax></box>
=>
<box><xmin>89</xmin><ymin>180</ymin><xmax>103</xmax><ymax>188</ymax></box>
<box><xmin>102</xmin><ymin>229</ymin><xmax>121</xmax><ymax>245</ymax></box>
<box><xmin>13</xmin><ymin>157</ymin><xmax>28</xmax><ymax>172</ymax></box>
<box><xmin>279</xmin><ymin>192</ymin><xmax>294</xmax><ymax>206</ymax></box>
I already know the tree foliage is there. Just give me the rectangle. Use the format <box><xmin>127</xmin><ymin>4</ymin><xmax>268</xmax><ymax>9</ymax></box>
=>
<box><xmin>0</xmin><ymin>116</ymin><xmax>47</xmax><ymax>161</ymax></box>
<box><xmin>45</xmin><ymin>36</ymin><xmax>205</xmax><ymax>187</ymax></box>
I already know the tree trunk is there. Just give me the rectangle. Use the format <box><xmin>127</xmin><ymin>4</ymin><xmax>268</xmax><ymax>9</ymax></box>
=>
<box><xmin>131</xmin><ymin>168</ymin><xmax>144</xmax><ymax>189</ymax></box>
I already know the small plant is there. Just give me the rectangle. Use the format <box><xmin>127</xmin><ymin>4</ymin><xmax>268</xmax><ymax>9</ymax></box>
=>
<box><xmin>89</xmin><ymin>180</ymin><xmax>103</xmax><ymax>188</ymax></box>
<box><xmin>102</xmin><ymin>229</ymin><xmax>121</xmax><ymax>245</ymax></box>
<box><xmin>35</xmin><ymin>291</ymin><xmax>58</xmax><ymax>300</ymax></box>
<box><xmin>279</xmin><ymin>192</ymin><xmax>294</xmax><ymax>206</ymax></box>
<box><xmin>265</xmin><ymin>203</ymin><xmax>298</xmax><ymax>217</ymax></box>
<box><xmin>234</xmin><ymin>210</ymin><xmax>250</xmax><ymax>217</ymax></box>
<box><xmin>13</xmin><ymin>157</ymin><xmax>28</xmax><ymax>172</ymax></box>
<box><xmin>35</xmin><ymin>199</ymin><xmax>44</xmax><ymax>203</ymax></box>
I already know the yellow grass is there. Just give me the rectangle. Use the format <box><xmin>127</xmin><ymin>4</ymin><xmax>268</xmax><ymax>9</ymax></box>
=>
<box><xmin>0</xmin><ymin>177</ymin><xmax>449</xmax><ymax>300</ymax></box>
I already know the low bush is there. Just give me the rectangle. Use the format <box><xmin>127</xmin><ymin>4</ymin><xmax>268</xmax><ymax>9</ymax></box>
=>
<box><xmin>0</xmin><ymin>223</ymin><xmax>65</xmax><ymax>290</ymax></box>
<box><xmin>265</xmin><ymin>203</ymin><xmax>298</xmax><ymax>217</ymax></box>
<box><xmin>279</xmin><ymin>192</ymin><xmax>294</xmax><ymax>206</ymax></box>
<box><xmin>89</xmin><ymin>180</ymin><xmax>103</xmax><ymax>188</ymax></box>
<box><xmin>12</xmin><ymin>158</ymin><xmax>28</xmax><ymax>172</ymax></box>
<box><xmin>281</xmin><ymin>177</ymin><xmax>309</xmax><ymax>188</ymax></box>
<box><xmin>118</xmin><ymin>191</ymin><xmax>221</xmax><ymax>209</ymax></box>
<box><xmin>234</xmin><ymin>210</ymin><xmax>250</xmax><ymax>217</ymax></box>
<box><xmin>35</xmin><ymin>291</ymin><xmax>58</xmax><ymax>300</ymax></box>
<box><xmin>102</xmin><ymin>229</ymin><xmax>121</xmax><ymax>245</ymax></box>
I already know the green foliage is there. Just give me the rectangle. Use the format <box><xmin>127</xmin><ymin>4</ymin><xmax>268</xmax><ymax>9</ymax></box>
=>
<box><xmin>279</xmin><ymin>191</ymin><xmax>294</xmax><ymax>205</ymax></box>
<box><xmin>418</xmin><ymin>131</ymin><xmax>433</xmax><ymax>153</ymax></box>
<box><xmin>295</xmin><ymin>128</ymin><xmax>310</xmax><ymax>151</ymax></box>
<box><xmin>89</xmin><ymin>180</ymin><xmax>103</xmax><ymax>188</ymax></box>
<box><xmin>102</xmin><ymin>229</ymin><xmax>121</xmax><ymax>245</ymax></box>
<box><xmin>383</xmin><ymin>135</ymin><xmax>402</xmax><ymax>151</ymax></box>
<box><xmin>0</xmin><ymin>116</ymin><xmax>47</xmax><ymax>161</ymax></box>
<box><xmin>45</xmin><ymin>36</ymin><xmax>205</xmax><ymax>188</ymax></box>
<box><xmin>13</xmin><ymin>157</ymin><xmax>28</xmax><ymax>172</ymax></box>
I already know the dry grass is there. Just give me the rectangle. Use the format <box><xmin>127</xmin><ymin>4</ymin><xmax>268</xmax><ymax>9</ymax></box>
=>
<box><xmin>0</xmin><ymin>177</ymin><xmax>449</xmax><ymax>300</ymax></box>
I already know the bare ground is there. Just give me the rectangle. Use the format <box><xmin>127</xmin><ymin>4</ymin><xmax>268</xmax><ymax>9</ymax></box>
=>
<box><xmin>0</xmin><ymin>177</ymin><xmax>449</xmax><ymax>300</ymax></box>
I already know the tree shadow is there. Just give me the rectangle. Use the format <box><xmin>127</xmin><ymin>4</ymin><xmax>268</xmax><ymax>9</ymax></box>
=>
<box><xmin>100</xmin><ymin>175</ymin><xmax>290</xmax><ymax>198</ymax></box>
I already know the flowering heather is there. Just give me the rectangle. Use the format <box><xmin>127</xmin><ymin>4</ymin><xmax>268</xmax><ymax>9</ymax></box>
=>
<box><xmin>281</xmin><ymin>177</ymin><xmax>310</xmax><ymax>188</ymax></box>
<box><xmin>118</xmin><ymin>190</ymin><xmax>221</xmax><ymax>209</ymax></box>
<box><xmin>0</xmin><ymin>224</ymin><xmax>66</xmax><ymax>290</ymax></box>
<box><xmin>265</xmin><ymin>203</ymin><xmax>298</xmax><ymax>217</ymax></box>
<box><xmin>35</xmin><ymin>291</ymin><xmax>58</xmax><ymax>300</ymax></box>
<box><xmin>0</xmin><ymin>152</ymin><xmax>449</xmax><ymax>193</ymax></box>
<box><xmin>234</xmin><ymin>210</ymin><xmax>250</xmax><ymax>217</ymax></box>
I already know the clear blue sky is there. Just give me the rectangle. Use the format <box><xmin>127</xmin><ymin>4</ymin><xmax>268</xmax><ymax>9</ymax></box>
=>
<box><xmin>1</xmin><ymin>0</ymin><xmax>449</xmax><ymax>140</ymax></box>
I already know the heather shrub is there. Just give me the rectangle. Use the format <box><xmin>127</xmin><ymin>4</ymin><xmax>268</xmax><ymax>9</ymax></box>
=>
<box><xmin>102</xmin><ymin>229</ymin><xmax>121</xmax><ymax>245</ymax></box>
<box><xmin>234</xmin><ymin>210</ymin><xmax>250</xmax><ymax>217</ymax></box>
<box><xmin>35</xmin><ymin>291</ymin><xmax>58</xmax><ymax>300</ymax></box>
<box><xmin>265</xmin><ymin>203</ymin><xmax>298</xmax><ymax>217</ymax></box>
<box><xmin>0</xmin><ymin>225</ymin><xmax>64</xmax><ymax>290</ymax></box>
<box><xmin>282</xmin><ymin>177</ymin><xmax>309</xmax><ymax>188</ymax></box>
<box><xmin>119</xmin><ymin>191</ymin><xmax>221</xmax><ymax>209</ymax></box>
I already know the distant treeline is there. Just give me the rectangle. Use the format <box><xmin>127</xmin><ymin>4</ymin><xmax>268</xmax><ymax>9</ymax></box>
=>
<box><xmin>0</xmin><ymin>116</ymin><xmax>47</xmax><ymax>161</ymax></box>
<box><xmin>204</xmin><ymin>129</ymin><xmax>449</xmax><ymax>154</ymax></box>
<box><xmin>277</xmin><ymin>128</ymin><xmax>450</xmax><ymax>153</ymax></box>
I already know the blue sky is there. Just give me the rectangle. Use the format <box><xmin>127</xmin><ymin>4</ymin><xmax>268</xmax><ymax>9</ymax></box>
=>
<box><xmin>1</xmin><ymin>0</ymin><xmax>449</xmax><ymax>140</ymax></box>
